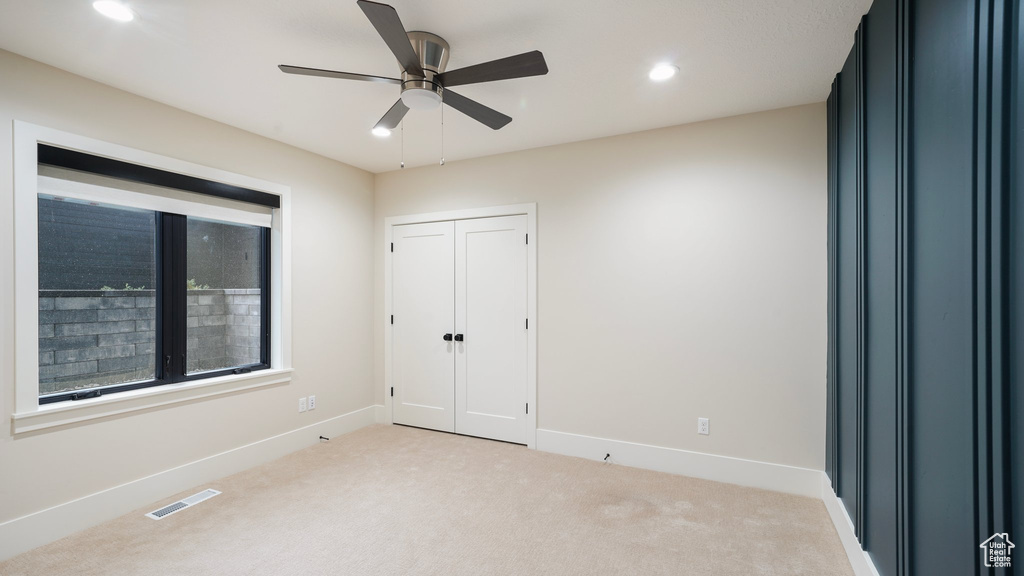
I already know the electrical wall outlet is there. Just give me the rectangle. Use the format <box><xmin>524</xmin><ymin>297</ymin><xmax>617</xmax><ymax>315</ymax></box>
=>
<box><xmin>307</xmin><ymin>395</ymin><xmax>316</xmax><ymax>410</ymax></box>
<box><xmin>299</xmin><ymin>397</ymin><xmax>307</xmax><ymax>413</ymax></box>
<box><xmin>697</xmin><ymin>417</ymin><xmax>709</xmax><ymax>435</ymax></box>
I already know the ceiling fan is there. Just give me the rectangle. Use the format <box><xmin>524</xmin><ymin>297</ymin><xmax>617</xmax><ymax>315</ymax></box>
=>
<box><xmin>279</xmin><ymin>0</ymin><xmax>549</xmax><ymax>132</ymax></box>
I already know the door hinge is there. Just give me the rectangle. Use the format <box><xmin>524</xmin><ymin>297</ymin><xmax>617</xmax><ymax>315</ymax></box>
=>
<box><xmin>390</xmin><ymin>315</ymin><xmax>394</xmax><ymax>325</ymax></box>
<box><xmin>390</xmin><ymin>387</ymin><xmax>394</xmax><ymax>397</ymax></box>
<box><xmin>526</xmin><ymin>233</ymin><xmax>528</xmax><ymax>245</ymax></box>
<box><xmin>391</xmin><ymin>242</ymin><xmax>394</xmax><ymax>253</ymax></box>
<box><xmin>526</xmin><ymin>318</ymin><xmax>529</xmax><ymax>329</ymax></box>
<box><xmin>526</xmin><ymin>403</ymin><xmax>529</xmax><ymax>414</ymax></box>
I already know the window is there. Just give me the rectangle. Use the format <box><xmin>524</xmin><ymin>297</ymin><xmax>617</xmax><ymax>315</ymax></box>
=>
<box><xmin>38</xmin><ymin>198</ymin><xmax>158</xmax><ymax>397</ymax></box>
<box><xmin>36</xmin><ymin>145</ymin><xmax>275</xmax><ymax>404</ymax></box>
<box><xmin>186</xmin><ymin>217</ymin><xmax>268</xmax><ymax>374</ymax></box>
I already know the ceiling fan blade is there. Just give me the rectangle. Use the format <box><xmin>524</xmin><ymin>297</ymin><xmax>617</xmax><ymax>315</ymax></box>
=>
<box><xmin>436</xmin><ymin>50</ymin><xmax>548</xmax><ymax>88</ymax></box>
<box><xmin>442</xmin><ymin>89</ymin><xmax>512</xmax><ymax>130</ymax></box>
<box><xmin>356</xmin><ymin>0</ymin><xmax>425</xmax><ymax>77</ymax></box>
<box><xmin>279</xmin><ymin>65</ymin><xmax>401</xmax><ymax>85</ymax></box>
<box><xmin>374</xmin><ymin>99</ymin><xmax>410</xmax><ymax>130</ymax></box>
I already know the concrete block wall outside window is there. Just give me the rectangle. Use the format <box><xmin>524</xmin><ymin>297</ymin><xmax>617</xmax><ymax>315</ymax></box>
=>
<box><xmin>38</xmin><ymin>288</ymin><xmax>261</xmax><ymax>395</ymax></box>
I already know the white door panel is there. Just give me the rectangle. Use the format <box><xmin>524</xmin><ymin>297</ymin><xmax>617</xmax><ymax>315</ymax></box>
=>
<box><xmin>391</xmin><ymin>221</ymin><xmax>455</xmax><ymax>432</ymax></box>
<box><xmin>455</xmin><ymin>215</ymin><xmax>528</xmax><ymax>444</ymax></box>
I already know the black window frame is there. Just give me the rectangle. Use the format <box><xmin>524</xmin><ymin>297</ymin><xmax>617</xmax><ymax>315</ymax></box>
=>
<box><xmin>37</xmin><ymin>145</ymin><xmax>275</xmax><ymax>405</ymax></box>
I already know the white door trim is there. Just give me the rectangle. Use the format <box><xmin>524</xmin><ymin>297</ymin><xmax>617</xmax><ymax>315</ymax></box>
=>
<box><xmin>384</xmin><ymin>203</ymin><xmax>538</xmax><ymax>449</ymax></box>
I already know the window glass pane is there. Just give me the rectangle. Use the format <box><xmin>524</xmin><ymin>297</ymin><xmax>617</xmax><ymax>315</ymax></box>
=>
<box><xmin>37</xmin><ymin>194</ymin><xmax>157</xmax><ymax>397</ymax></box>
<box><xmin>186</xmin><ymin>217</ymin><xmax>264</xmax><ymax>374</ymax></box>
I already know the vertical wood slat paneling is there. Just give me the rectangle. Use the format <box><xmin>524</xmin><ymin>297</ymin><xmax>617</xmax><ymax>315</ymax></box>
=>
<box><xmin>836</xmin><ymin>42</ymin><xmax>861</xmax><ymax>530</ymax></box>
<box><xmin>974</xmin><ymin>2</ymin><xmax>992</xmax><ymax>563</ymax></box>
<box><xmin>826</xmin><ymin>87</ymin><xmax>837</xmax><ymax>490</ymax></box>
<box><xmin>855</xmin><ymin>23</ymin><xmax>867</xmax><ymax>542</ymax></box>
<box><xmin>826</xmin><ymin>1</ymin><xmax>1020</xmax><ymax>575</ymax></box>
<box><xmin>976</xmin><ymin>0</ymin><xmax>1015</xmax><ymax>556</ymax></box>
<box><xmin>895</xmin><ymin>1</ymin><xmax>911</xmax><ymax>573</ymax></box>
<box><xmin>862</xmin><ymin>1</ymin><xmax>900</xmax><ymax>572</ymax></box>
<box><xmin>831</xmin><ymin>80</ymin><xmax>840</xmax><ymax>493</ymax></box>
<box><xmin>909</xmin><ymin>0</ymin><xmax>976</xmax><ymax>573</ymax></box>
<box><xmin>1013</xmin><ymin>0</ymin><xmax>1024</xmax><ymax>560</ymax></box>
<box><xmin>1011</xmin><ymin>0</ymin><xmax>1019</xmax><ymax>553</ymax></box>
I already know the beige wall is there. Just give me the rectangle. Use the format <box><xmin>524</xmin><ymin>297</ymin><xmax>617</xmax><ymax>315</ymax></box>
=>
<box><xmin>0</xmin><ymin>50</ymin><xmax>376</xmax><ymax>522</ymax></box>
<box><xmin>0</xmin><ymin>45</ymin><xmax>826</xmax><ymax>532</ymax></box>
<box><xmin>375</xmin><ymin>103</ymin><xmax>827</xmax><ymax>470</ymax></box>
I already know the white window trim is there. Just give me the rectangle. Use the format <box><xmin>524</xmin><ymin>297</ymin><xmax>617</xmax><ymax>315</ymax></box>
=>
<box><xmin>11</xmin><ymin>121</ymin><xmax>293</xmax><ymax>434</ymax></box>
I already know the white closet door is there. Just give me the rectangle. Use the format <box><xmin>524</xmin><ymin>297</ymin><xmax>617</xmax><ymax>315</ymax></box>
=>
<box><xmin>454</xmin><ymin>215</ymin><xmax>528</xmax><ymax>444</ymax></box>
<box><xmin>392</xmin><ymin>221</ymin><xmax>455</xmax><ymax>432</ymax></box>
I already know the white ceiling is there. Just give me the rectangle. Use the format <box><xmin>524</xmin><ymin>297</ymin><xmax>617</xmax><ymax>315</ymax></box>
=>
<box><xmin>0</xmin><ymin>0</ymin><xmax>869</xmax><ymax>173</ymax></box>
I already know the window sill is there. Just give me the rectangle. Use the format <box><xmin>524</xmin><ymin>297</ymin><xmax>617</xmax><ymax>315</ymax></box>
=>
<box><xmin>11</xmin><ymin>368</ymin><xmax>293</xmax><ymax>435</ymax></box>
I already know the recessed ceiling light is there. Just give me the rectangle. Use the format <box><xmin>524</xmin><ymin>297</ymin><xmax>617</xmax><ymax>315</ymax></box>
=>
<box><xmin>371</xmin><ymin>127</ymin><xmax>391</xmax><ymax>137</ymax></box>
<box><xmin>93</xmin><ymin>1</ymin><xmax>134</xmax><ymax>22</ymax></box>
<box><xmin>649</xmin><ymin>63</ymin><xmax>679</xmax><ymax>82</ymax></box>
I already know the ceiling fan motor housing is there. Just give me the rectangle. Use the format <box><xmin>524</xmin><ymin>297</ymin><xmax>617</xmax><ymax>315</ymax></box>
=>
<box><xmin>400</xmin><ymin>31</ymin><xmax>449</xmax><ymax>109</ymax></box>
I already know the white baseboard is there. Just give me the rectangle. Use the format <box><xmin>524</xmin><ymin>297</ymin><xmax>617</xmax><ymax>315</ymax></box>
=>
<box><xmin>535</xmin><ymin>428</ymin><xmax>821</xmax><ymax>497</ymax></box>
<box><xmin>0</xmin><ymin>404</ymin><xmax>382</xmax><ymax>562</ymax></box>
<box><xmin>1</xmin><ymin>412</ymin><xmax>875</xmax><ymax>574</ymax></box>
<box><xmin>820</xmin><ymin>473</ymin><xmax>881</xmax><ymax>576</ymax></box>
<box><xmin>374</xmin><ymin>403</ymin><xmax>386</xmax><ymax>423</ymax></box>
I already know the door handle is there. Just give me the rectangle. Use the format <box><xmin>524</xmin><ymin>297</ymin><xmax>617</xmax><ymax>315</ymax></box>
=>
<box><xmin>443</xmin><ymin>333</ymin><xmax>453</xmax><ymax>341</ymax></box>
<box><xmin>454</xmin><ymin>334</ymin><xmax>464</xmax><ymax>342</ymax></box>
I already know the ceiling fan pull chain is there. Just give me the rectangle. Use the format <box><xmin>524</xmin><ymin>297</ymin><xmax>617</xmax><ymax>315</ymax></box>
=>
<box><xmin>400</xmin><ymin>120</ymin><xmax>405</xmax><ymax>169</ymax></box>
<box><xmin>440</xmin><ymin>104</ymin><xmax>446</xmax><ymax>166</ymax></box>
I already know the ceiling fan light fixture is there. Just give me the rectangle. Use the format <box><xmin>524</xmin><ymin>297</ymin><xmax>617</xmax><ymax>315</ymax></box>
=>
<box><xmin>371</xmin><ymin>127</ymin><xmax>391</xmax><ymax>137</ymax></box>
<box><xmin>400</xmin><ymin>87</ymin><xmax>443</xmax><ymax>110</ymax></box>
<box><xmin>280</xmin><ymin>1</ymin><xmax>548</xmax><ymax>132</ymax></box>
<box><xmin>649</xmin><ymin>63</ymin><xmax>678</xmax><ymax>82</ymax></box>
<box><xmin>93</xmin><ymin>1</ymin><xmax>134</xmax><ymax>22</ymax></box>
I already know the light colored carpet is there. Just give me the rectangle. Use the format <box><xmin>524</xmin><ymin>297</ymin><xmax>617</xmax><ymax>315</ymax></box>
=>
<box><xmin>0</xmin><ymin>424</ymin><xmax>853</xmax><ymax>575</ymax></box>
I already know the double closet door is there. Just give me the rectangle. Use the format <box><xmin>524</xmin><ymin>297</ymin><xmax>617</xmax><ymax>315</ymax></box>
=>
<box><xmin>391</xmin><ymin>215</ymin><xmax>528</xmax><ymax>445</ymax></box>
